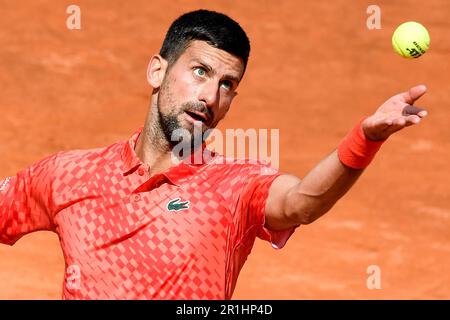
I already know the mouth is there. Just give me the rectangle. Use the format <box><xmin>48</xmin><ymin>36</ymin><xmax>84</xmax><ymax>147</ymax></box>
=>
<box><xmin>184</xmin><ymin>110</ymin><xmax>209</xmax><ymax>125</ymax></box>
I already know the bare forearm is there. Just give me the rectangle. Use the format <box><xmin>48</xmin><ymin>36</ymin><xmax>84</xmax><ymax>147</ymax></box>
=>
<box><xmin>266</xmin><ymin>85</ymin><xmax>428</xmax><ymax>230</ymax></box>
<box><xmin>286</xmin><ymin>149</ymin><xmax>364</xmax><ymax>224</ymax></box>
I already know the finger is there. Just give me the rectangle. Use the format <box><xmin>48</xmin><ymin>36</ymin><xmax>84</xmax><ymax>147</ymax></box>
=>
<box><xmin>400</xmin><ymin>84</ymin><xmax>427</xmax><ymax>104</ymax></box>
<box><xmin>393</xmin><ymin>117</ymin><xmax>406</xmax><ymax>127</ymax></box>
<box><xmin>404</xmin><ymin>114</ymin><xmax>421</xmax><ymax>126</ymax></box>
<box><xmin>402</xmin><ymin>105</ymin><xmax>428</xmax><ymax>117</ymax></box>
<box><xmin>383</xmin><ymin>119</ymin><xmax>406</xmax><ymax>136</ymax></box>
<box><xmin>367</xmin><ymin>116</ymin><xmax>393</xmax><ymax>132</ymax></box>
<box><xmin>384</xmin><ymin>115</ymin><xmax>421</xmax><ymax>135</ymax></box>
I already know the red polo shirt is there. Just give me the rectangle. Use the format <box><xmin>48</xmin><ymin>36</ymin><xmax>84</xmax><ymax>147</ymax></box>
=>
<box><xmin>0</xmin><ymin>127</ymin><xmax>298</xmax><ymax>299</ymax></box>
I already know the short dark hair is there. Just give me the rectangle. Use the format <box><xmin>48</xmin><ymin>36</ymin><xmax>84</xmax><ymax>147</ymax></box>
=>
<box><xmin>159</xmin><ymin>9</ymin><xmax>251</xmax><ymax>75</ymax></box>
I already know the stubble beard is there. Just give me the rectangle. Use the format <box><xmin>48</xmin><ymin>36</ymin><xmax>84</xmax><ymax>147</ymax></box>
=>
<box><xmin>154</xmin><ymin>80</ymin><xmax>207</xmax><ymax>154</ymax></box>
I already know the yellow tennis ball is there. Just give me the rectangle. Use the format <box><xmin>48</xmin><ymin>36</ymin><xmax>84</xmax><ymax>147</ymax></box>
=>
<box><xmin>392</xmin><ymin>21</ymin><xmax>430</xmax><ymax>59</ymax></box>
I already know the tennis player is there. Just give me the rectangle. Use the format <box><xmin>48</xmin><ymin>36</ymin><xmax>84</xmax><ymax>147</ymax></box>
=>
<box><xmin>0</xmin><ymin>10</ymin><xmax>428</xmax><ymax>299</ymax></box>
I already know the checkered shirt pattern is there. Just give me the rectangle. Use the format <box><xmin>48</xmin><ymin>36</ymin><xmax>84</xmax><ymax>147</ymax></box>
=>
<box><xmin>0</xmin><ymin>127</ymin><xmax>297</xmax><ymax>299</ymax></box>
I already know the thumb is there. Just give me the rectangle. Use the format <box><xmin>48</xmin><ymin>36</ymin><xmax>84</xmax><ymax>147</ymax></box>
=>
<box><xmin>401</xmin><ymin>84</ymin><xmax>427</xmax><ymax>104</ymax></box>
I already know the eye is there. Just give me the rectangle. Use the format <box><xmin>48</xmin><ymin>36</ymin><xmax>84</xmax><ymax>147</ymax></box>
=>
<box><xmin>221</xmin><ymin>80</ymin><xmax>232</xmax><ymax>90</ymax></box>
<box><xmin>193</xmin><ymin>67</ymin><xmax>207</xmax><ymax>77</ymax></box>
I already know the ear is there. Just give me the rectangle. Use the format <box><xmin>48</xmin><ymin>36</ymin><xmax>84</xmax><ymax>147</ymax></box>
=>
<box><xmin>147</xmin><ymin>55</ymin><xmax>168</xmax><ymax>88</ymax></box>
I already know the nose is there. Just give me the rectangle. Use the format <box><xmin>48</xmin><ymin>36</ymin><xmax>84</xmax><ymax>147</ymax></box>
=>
<box><xmin>198</xmin><ymin>80</ymin><xmax>220</xmax><ymax>110</ymax></box>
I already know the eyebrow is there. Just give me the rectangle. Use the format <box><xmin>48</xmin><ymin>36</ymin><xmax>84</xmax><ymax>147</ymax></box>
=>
<box><xmin>191</xmin><ymin>58</ymin><xmax>240</xmax><ymax>84</ymax></box>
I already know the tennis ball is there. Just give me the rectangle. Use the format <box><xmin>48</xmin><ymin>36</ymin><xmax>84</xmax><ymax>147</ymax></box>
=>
<box><xmin>392</xmin><ymin>21</ymin><xmax>430</xmax><ymax>59</ymax></box>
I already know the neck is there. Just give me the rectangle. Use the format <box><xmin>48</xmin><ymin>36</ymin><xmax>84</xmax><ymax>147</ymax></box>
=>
<box><xmin>135</xmin><ymin>100</ymin><xmax>174</xmax><ymax>175</ymax></box>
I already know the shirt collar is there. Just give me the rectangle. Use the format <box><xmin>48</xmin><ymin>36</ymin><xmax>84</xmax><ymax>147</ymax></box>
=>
<box><xmin>121</xmin><ymin>127</ymin><xmax>213</xmax><ymax>184</ymax></box>
<box><xmin>121</xmin><ymin>127</ymin><xmax>145</xmax><ymax>175</ymax></box>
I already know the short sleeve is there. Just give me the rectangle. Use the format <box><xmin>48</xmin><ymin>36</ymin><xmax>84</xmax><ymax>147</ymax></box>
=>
<box><xmin>241</xmin><ymin>163</ymin><xmax>300</xmax><ymax>250</ymax></box>
<box><xmin>0</xmin><ymin>153</ymin><xmax>58</xmax><ymax>245</ymax></box>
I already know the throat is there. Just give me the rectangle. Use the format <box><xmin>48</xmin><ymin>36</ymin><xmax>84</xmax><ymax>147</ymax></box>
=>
<box><xmin>135</xmin><ymin>126</ymin><xmax>174</xmax><ymax>173</ymax></box>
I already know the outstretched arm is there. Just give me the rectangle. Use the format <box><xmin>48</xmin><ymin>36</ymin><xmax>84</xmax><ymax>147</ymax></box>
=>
<box><xmin>0</xmin><ymin>154</ymin><xmax>56</xmax><ymax>245</ymax></box>
<box><xmin>265</xmin><ymin>85</ymin><xmax>428</xmax><ymax>231</ymax></box>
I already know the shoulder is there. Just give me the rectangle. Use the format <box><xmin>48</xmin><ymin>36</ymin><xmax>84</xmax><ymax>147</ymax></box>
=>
<box><xmin>192</xmin><ymin>153</ymin><xmax>279</xmax><ymax>194</ymax></box>
<box><xmin>202</xmin><ymin>153</ymin><xmax>278</xmax><ymax>177</ymax></box>
<box><xmin>51</xmin><ymin>139</ymin><xmax>125</xmax><ymax>167</ymax></box>
<box><xmin>34</xmin><ymin>139</ymin><xmax>126</xmax><ymax>188</ymax></box>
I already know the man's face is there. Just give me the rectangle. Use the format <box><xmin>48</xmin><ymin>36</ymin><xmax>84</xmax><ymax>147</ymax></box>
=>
<box><xmin>156</xmin><ymin>40</ymin><xmax>244</xmax><ymax>145</ymax></box>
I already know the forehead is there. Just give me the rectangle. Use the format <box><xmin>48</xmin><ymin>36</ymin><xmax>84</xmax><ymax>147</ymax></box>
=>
<box><xmin>177</xmin><ymin>40</ymin><xmax>244</xmax><ymax>80</ymax></box>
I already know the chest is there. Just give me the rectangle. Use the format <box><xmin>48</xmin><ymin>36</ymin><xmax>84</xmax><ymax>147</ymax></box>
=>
<box><xmin>53</xmin><ymin>176</ymin><xmax>233</xmax><ymax>265</ymax></box>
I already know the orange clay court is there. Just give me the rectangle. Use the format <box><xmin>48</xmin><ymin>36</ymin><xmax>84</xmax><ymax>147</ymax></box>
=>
<box><xmin>0</xmin><ymin>0</ymin><xmax>449</xmax><ymax>299</ymax></box>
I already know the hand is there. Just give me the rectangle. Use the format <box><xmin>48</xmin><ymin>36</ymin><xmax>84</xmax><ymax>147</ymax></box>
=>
<box><xmin>361</xmin><ymin>85</ymin><xmax>429</xmax><ymax>141</ymax></box>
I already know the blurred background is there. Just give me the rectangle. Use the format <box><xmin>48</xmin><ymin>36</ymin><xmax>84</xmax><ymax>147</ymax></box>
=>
<box><xmin>0</xmin><ymin>0</ymin><xmax>449</xmax><ymax>299</ymax></box>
